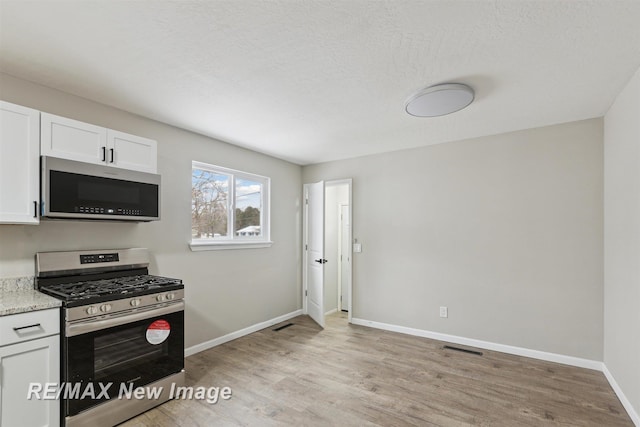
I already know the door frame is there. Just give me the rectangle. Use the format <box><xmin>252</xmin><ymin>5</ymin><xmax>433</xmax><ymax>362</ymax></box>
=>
<box><xmin>303</xmin><ymin>178</ymin><xmax>353</xmax><ymax>323</ymax></box>
<box><xmin>338</xmin><ymin>202</ymin><xmax>350</xmax><ymax>313</ymax></box>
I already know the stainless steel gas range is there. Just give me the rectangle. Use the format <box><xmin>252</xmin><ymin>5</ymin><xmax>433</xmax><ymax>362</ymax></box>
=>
<box><xmin>36</xmin><ymin>248</ymin><xmax>185</xmax><ymax>427</ymax></box>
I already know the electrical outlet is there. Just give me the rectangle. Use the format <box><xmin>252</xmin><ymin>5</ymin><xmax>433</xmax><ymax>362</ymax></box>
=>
<box><xmin>439</xmin><ymin>306</ymin><xmax>448</xmax><ymax>318</ymax></box>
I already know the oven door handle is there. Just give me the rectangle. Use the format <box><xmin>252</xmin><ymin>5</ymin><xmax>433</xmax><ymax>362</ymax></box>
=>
<box><xmin>66</xmin><ymin>301</ymin><xmax>184</xmax><ymax>337</ymax></box>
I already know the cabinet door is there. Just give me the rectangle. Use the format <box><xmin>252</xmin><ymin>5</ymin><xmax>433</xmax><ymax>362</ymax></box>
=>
<box><xmin>107</xmin><ymin>129</ymin><xmax>157</xmax><ymax>173</ymax></box>
<box><xmin>0</xmin><ymin>335</ymin><xmax>60</xmax><ymax>427</ymax></box>
<box><xmin>0</xmin><ymin>101</ymin><xmax>40</xmax><ymax>224</ymax></box>
<box><xmin>41</xmin><ymin>112</ymin><xmax>107</xmax><ymax>165</ymax></box>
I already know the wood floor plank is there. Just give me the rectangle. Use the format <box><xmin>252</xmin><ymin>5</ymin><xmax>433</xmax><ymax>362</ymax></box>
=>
<box><xmin>120</xmin><ymin>313</ymin><xmax>633</xmax><ymax>426</ymax></box>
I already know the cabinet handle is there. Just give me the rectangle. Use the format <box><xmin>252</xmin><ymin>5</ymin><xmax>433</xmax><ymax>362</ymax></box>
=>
<box><xmin>101</xmin><ymin>146</ymin><xmax>106</xmax><ymax>162</ymax></box>
<box><xmin>13</xmin><ymin>323</ymin><xmax>42</xmax><ymax>332</ymax></box>
<box><xmin>33</xmin><ymin>201</ymin><xmax>38</xmax><ymax>218</ymax></box>
<box><xmin>110</xmin><ymin>148</ymin><xmax>114</xmax><ymax>163</ymax></box>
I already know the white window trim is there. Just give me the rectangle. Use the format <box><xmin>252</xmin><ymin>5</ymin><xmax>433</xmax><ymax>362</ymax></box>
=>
<box><xmin>189</xmin><ymin>240</ymin><xmax>273</xmax><ymax>251</ymax></box>
<box><xmin>190</xmin><ymin>161</ymin><xmax>271</xmax><ymax>251</ymax></box>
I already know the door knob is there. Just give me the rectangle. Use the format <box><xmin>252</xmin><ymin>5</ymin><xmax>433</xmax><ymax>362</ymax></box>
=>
<box><xmin>314</xmin><ymin>259</ymin><xmax>328</xmax><ymax>264</ymax></box>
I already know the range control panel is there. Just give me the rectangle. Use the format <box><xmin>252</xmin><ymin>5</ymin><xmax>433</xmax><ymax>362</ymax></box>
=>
<box><xmin>80</xmin><ymin>253</ymin><xmax>120</xmax><ymax>264</ymax></box>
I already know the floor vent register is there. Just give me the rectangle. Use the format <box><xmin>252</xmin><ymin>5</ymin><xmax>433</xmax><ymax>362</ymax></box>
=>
<box><xmin>443</xmin><ymin>345</ymin><xmax>483</xmax><ymax>356</ymax></box>
<box><xmin>273</xmin><ymin>323</ymin><xmax>295</xmax><ymax>332</ymax></box>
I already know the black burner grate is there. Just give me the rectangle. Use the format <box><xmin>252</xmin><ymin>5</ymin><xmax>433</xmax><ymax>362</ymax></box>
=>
<box><xmin>40</xmin><ymin>274</ymin><xmax>182</xmax><ymax>302</ymax></box>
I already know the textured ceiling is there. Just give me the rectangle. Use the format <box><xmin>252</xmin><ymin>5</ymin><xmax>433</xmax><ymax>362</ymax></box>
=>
<box><xmin>1</xmin><ymin>1</ymin><xmax>640</xmax><ymax>165</ymax></box>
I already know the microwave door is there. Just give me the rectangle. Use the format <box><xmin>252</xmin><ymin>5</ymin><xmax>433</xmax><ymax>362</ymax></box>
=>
<box><xmin>41</xmin><ymin>156</ymin><xmax>160</xmax><ymax>221</ymax></box>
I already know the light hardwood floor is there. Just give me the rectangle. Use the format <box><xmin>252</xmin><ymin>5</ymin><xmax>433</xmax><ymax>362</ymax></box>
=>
<box><xmin>122</xmin><ymin>312</ymin><xmax>632</xmax><ymax>426</ymax></box>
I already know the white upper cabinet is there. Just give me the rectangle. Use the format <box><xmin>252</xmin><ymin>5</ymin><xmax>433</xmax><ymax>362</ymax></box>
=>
<box><xmin>107</xmin><ymin>129</ymin><xmax>157</xmax><ymax>173</ymax></box>
<box><xmin>41</xmin><ymin>112</ymin><xmax>107</xmax><ymax>164</ymax></box>
<box><xmin>0</xmin><ymin>101</ymin><xmax>40</xmax><ymax>224</ymax></box>
<box><xmin>41</xmin><ymin>113</ymin><xmax>157</xmax><ymax>173</ymax></box>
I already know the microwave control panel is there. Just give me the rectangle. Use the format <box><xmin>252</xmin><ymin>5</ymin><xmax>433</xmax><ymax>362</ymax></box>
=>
<box><xmin>76</xmin><ymin>206</ymin><xmax>142</xmax><ymax>215</ymax></box>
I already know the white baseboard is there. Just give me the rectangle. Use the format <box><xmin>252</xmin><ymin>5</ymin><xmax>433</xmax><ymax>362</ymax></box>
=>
<box><xmin>350</xmin><ymin>317</ymin><xmax>602</xmax><ymax>370</ymax></box>
<box><xmin>185</xmin><ymin>309</ymin><xmax>303</xmax><ymax>357</ymax></box>
<box><xmin>324</xmin><ymin>308</ymin><xmax>338</xmax><ymax>315</ymax></box>
<box><xmin>603</xmin><ymin>364</ymin><xmax>640</xmax><ymax>426</ymax></box>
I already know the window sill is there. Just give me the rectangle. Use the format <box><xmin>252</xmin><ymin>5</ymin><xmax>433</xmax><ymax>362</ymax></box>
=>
<box><xmin>189</xmin><ymin>240</ymin><xmax>273</xmax><ymax>251</ymax></box>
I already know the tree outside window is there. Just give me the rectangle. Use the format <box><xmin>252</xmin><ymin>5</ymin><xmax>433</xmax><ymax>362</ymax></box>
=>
<box><xmin>191</xmin><ymin>161</ymin><xmax>270</xmax><ymax>246</ymax></box>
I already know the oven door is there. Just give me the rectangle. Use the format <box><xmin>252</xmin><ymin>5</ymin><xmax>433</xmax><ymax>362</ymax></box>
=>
<box><xmin>41</xmin><ymin>156</ymin><xmax>160</xmax><ymax>221</ymax></box>
<box><xmin>63</xmin><ymin>302</ymin><xmax>184</xmax><ymax>417</ymax></box>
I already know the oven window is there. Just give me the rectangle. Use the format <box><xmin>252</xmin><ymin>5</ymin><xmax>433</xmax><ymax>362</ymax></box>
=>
<box><xmin>94</xmin><ymin>325</ymin><xmax>165</xmax><ymax>380</ymax></box>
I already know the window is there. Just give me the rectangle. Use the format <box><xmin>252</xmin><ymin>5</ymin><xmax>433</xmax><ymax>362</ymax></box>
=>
<box><xmin>190</xmin><ymin>161</ymin><xmax>271</xmax><ymax>250</ymax></box>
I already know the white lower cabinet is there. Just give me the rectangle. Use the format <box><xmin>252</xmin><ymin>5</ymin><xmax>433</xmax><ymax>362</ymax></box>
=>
<box><xmin>0</xmin><ymin>309</ymin><xmax>60</xmax><ymax>427</ymax></box>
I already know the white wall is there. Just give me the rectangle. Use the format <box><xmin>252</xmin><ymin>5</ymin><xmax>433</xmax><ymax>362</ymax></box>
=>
<box><xmin>304</xmin><ymin>119</ymin><xmax>604</xmax><ymax>360</ymax></box>
<box><xmin>0</xmin><ymin>73</ymin><xmax>302</xmax><ymax>349</ymax></box>
<box><xmin>604</xmin><ymin>66</ymin><xmax>640</xmax><ymax>419</ymax></box>
<box><xmin>324</xmin><ymin>183</ymin><xmax>348</xmax><ymax>313</ymax></box>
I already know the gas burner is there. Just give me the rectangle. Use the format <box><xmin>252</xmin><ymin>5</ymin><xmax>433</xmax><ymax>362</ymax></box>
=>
<box><xmin>114</xmin><ymin>275</ymin><xmax>181</xmax><ymax>289</ymax></box>
<box><xmin>39</xmin><ymin>274</ymin><xmax>182</xmax><ymax>304</ymax></box>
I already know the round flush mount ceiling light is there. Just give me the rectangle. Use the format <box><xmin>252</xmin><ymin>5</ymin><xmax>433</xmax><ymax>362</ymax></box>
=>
<box><xmin>405</xmin><ymin>83</ymin><xmax>474</xmax><ymax>117</ymax></box>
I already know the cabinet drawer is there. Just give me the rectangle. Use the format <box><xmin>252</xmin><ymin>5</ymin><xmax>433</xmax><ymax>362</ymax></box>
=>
<box><xmin>0</xmin><ymin>308</ymin><xmax>59</xmax><ymax>347</ymax></box>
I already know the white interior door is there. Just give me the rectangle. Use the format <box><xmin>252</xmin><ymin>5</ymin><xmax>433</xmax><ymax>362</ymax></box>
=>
<box><xmin>305</xmin><ymin>181</ymin><xmax>325</xmax><ymax>328</ymax></box>
<box><xmin>339</xmin><ymin>204</ymin><xmax>351</xmax><ymax>311</ymax></box>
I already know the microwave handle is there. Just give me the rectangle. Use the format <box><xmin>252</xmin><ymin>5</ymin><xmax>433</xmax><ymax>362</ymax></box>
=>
<box><xmin>66</xmin><ymin>301</ymin><xmax>184</xmax><ymax>337</ymax></box>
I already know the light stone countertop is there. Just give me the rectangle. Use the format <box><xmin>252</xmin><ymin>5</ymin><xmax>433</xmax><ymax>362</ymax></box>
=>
<box><xmin>0</xmin><ymin>276</ymin><xmax>62</xmax><ymax>316</ymax></box>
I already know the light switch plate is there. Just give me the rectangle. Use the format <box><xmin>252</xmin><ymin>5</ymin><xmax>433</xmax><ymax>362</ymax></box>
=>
<box><xmin>353</xmin><ymin>243</ymin><xmax>362</xmax><ymax>253</ymax></box>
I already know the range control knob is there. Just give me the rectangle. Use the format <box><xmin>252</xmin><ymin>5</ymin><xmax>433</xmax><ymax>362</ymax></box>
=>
<box><xmin>86</xmin><ymin>306</ymin><xmax>98</xmax><ymax>315</ymax></box>
<box><xmin>100</xmin><ymin>304</ymin><xmax>112</xmax><ymax>313</ymax></box>
<box><xmin>130</xmin><ymin>298</ymin><xmax>141</xmax><ymax>307</ymax></box>
<box><xmin>156</xmin><ymin>294</ymin><xmax>166</xmax><ymax>302</ymax></box>
<box><xmin>166</xmin><ymin>293</ymin><xmax>175</xmax><ymax>301</ymax></box>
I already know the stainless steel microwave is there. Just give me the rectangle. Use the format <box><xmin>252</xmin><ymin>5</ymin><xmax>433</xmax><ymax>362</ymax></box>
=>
<box><xmin>41</xmin><ymin>156</ymin><xmax>161</xmax><ymax>221</ymax></box>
